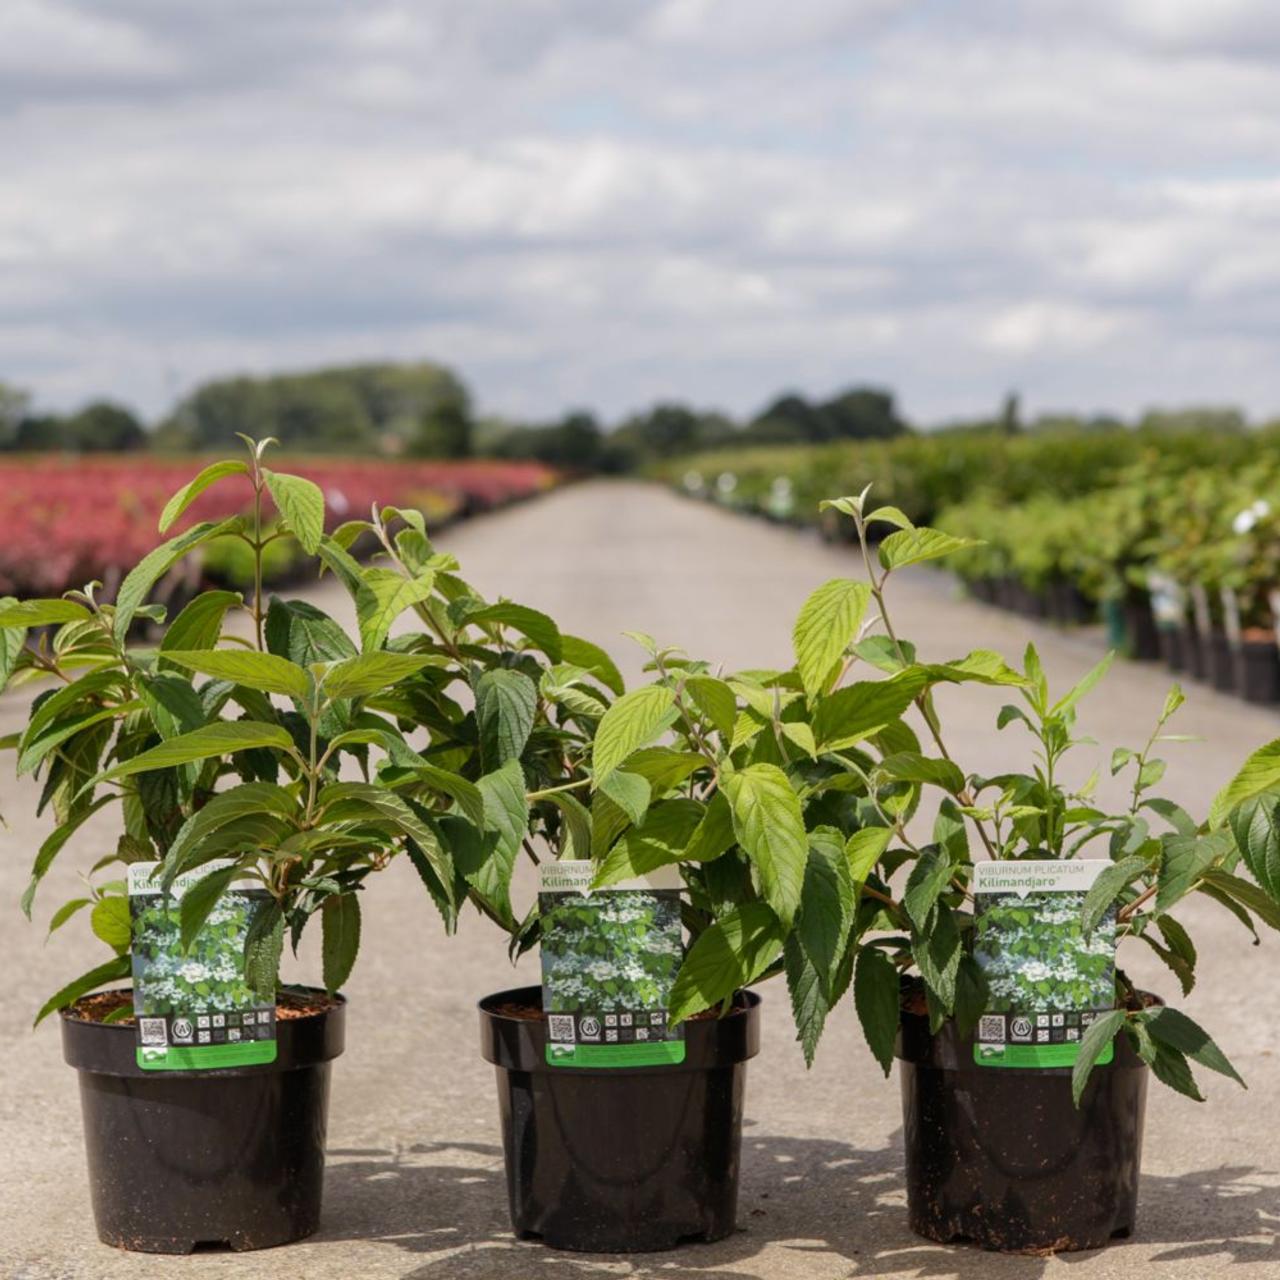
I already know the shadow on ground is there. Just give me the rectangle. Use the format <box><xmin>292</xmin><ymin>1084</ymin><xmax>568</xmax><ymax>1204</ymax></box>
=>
<box><xmin>318</xmin><ymin>1128</ymin><xmax>1280</xmax><ymax>1278</ymax></box>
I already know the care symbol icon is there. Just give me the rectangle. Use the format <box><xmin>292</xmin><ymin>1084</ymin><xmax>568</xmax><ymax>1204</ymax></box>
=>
<box><xmin>172</xmin><ymin>1018</ymin><xmax>194</xmax><ymax>1042</ymax></box>
<box><xmin>579</xmin><ymin>1016</ymin><xmax>601</xmax><ymax>1040</ymax></box>
<box><xmin>1010</xmin><ymin>1016</ymin><xmax>1033</xmax><ymax>1041</ymax></box>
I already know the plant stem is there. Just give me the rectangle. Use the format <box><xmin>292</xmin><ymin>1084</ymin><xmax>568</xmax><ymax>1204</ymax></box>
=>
<box><xmin>526</xmin><ymin>778</ymin><xmax>591</xmax><ymax>802</ymax></box>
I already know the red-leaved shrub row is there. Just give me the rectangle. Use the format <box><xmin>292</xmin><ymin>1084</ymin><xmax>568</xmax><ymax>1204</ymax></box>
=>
<box><xmin>0</xmin><ymin>455</ymin><xmax>557</xmax><ymax>598</ymax></box>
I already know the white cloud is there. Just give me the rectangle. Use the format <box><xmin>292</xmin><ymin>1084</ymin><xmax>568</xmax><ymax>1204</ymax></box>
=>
<box><xmin>2</xmin><ymin>0</ymin><xmax>1280</xmax><ymax>426</ymax></box>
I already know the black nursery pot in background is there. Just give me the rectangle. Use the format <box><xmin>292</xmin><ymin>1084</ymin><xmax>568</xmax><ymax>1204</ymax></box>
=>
<box><xmin>1207</xmin><ymin>629</ymin><xmax>1238</xmax><ymax>693</ymax></box>
<box><xmin>61</xmin><ymin>989</ymin><xmax>345</xmax><ymax>1254</ymax></box>
<box><xmin>1121</xmin><ymin>591</ymin><xmax>1161</xmax><ymax>661</ymax></box>
<box><xmin>479</xmin><ymin>985</ymin><xmax>761</xmax><ymax>1252</ymax></box>
<box><xmin>1157</xmin><ymin>625</ymin><xmax>1186</xmax><ymax>673</ymax></box>
<box><xmin>896</xmin><ymin>1001</ymin><xmax>1149</xmax><ymax>1253</ymax></box>
<box><xmin>1182</xmin><ymin>620</ymin><xmax>1206</xmax><ymax>680</ymax></box>
<box><xmin>1235</xmin><ymin>638</ymin><xmax>1280</xmax><ymax>704</ymax></box>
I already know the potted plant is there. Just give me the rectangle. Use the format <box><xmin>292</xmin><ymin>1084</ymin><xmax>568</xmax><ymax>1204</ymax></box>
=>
<box><xmin>826</xmin><ymin>490</ymin><xmax>1275</xmax><ymax>1253</ymax></box>
<box><xmin>0</xmin><ymin>438</ymin><xmax>481</xmax><ymax>1253</ymax></box>
<box><xmin>1221</xmin><ymin>487</ymin><xmax>1280</xmax><ymax>704</ymax></box>
<box><xmin>428</xmin><ymin>504</ymin><xmax>1021</xmax><ymax>1252</ymax></box>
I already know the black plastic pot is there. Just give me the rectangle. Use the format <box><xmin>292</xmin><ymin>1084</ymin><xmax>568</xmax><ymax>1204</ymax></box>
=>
<box><xmin>61</xmin><ymin>988</ymin><xmax>345</xmax><ymax>1254</ymax></box>
<box><xmin>1157</xmin><ymin>626</ymin><xmax>1185</xmax><ymax>673</ymax></box>
<box><xmin>1235</xmin><ymin>639</ymin><xmax>1280</xmax><ymax>704</ymax></box>
<box><xmin>1207</xmin><ymin>629</ymin><xmax>1237</xmax><ymax>693</ymax></box>
<box><xmin>1121</xmin><ymin>592</ymin><xmax>1161</xmax><ymax>661</ymax></box>
<box><xmin>1182</xmin><ymin>620</ymin><xmax>1206</xmax><ymax>680</ymax></box>
<box><xmin>1047</xmin><ymin>581</ymin><xmax>1094</xmax><ymax>627</ymax></box>
<box><xmin>897</xmin><ymin>1001</ymin><xmax>1149</xmax><ymax>1253</ymax></box>
<box><xmin>479</xmin><ymin>985</ymin><xmax>761</xmax><ymax>1252</ymax></box>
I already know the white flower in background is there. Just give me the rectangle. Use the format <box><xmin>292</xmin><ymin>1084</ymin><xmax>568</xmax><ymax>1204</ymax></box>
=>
<box><xmin>1233</xmin><ymin>508</ymin><xmax>1257</xmax><ymax>535</ymax></box>
<box><xmin>682</xmin><ymin>470</ymin><xmax>703</xmax><ymax>493</ymax></box>
<box><xmin>1253</xmin><ymin>499</ymin><xmax>1271</xmax><ymax>519</ymax></box>
<box><xmin>179</xmin><ymin>962</ymin><xmax>210</xmax><ymax>984</ymax></box>
<box><xmin>716</xmin><ymin>471</ymin><xmax>737</xmax><ymax>495</ymax></box>
<box><xmin>327</xmin><ymin>487</ymin><xmax>350</xmax><ymax>516</ymax></box>
<box><xmin>771</xmin><ymin>476</ymin><xmax>793</xmax><ymax>497</ymax></box>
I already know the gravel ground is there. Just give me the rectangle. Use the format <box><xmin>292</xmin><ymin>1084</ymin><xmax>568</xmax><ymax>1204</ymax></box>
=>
<box><xmin>2</xmin><ymin>479</ymin><xmax>1278</xmax><ymax>1280</ymax></box>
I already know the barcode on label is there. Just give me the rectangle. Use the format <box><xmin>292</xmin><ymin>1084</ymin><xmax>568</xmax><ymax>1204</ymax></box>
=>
<box><xmin>978</xmin><ymin>1015</ymin><xmax>1005</xmax><ymax>1043</ymax></box>
<box><xmin>139</xmin><ymin>1017</ymin><xmax>168</xmax><ymax>1047</ymax></box>
<box><xmin>548</xmin><ymin>1015</ymin><xmax>575</xmax><ymax>1042</ymax></box>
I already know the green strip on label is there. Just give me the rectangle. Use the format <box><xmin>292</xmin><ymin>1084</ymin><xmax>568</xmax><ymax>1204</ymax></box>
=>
<box><xmin>138</xmin><ymin>1040</ymin><xmax>278</xmax><ymax>1071</ymax></box>
<box><xmin>974</xmin><ymin>1042</ymin><xmax>1113</xmax><ymax>1069</ymax></box>
<box><xmin>546</xmin><ymin>1040</ymin><xmax>686</xmax><ymax>1068</ymax></box>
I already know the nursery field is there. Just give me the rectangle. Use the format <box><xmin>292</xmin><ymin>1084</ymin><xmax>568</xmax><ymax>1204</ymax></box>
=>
<box><xmin>660</xmin><ymin>426</ymin><xmax>1280</xmax><ymax>714</ymax></box>
<box><xmin>3</xmin><ymin>480</ymin><xmax>1279</xmax><ymax>1280</ymax></box>
<box><xmin>0</xmin><ymin>453</ymin><xmax>557</xmax><ymax>599</ymax></box>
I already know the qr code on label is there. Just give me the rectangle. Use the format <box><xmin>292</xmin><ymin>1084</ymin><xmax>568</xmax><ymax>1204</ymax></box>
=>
<box><xmin>978</xmin><ymin>1015</ymin><xmax>1005</xmax><ymax>1043</ymax></box>
<box><xmin>548</xmin><ymin>1015</ymin><xmax>575</xmax><ymax>1043</ymax></box>
<box><xmin>138</xmin><ymin>1017</ymin><xmax>168</xmax><ymax>1047</ymax></box>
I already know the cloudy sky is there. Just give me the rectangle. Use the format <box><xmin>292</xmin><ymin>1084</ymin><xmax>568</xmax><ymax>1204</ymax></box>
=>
<box><xmin>5</xmin><ymin>0</ymin><xmax>1280</xmax><ymax>427</ymax></box>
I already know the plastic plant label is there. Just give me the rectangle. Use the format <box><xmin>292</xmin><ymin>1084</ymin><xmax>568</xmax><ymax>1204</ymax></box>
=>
<box><xmin>538</xmin><ymin>860</ymin><xmax>685</xmax><ymax>1068</ymax></box>
<box><xmin>128</xmin><ymin>862</ymin><xmax>277</xmax><ymax>1071</ymax></box>
<box><xmin>971</xmin><ymin>860</ymin><xmax>1116</xmax><ymax>1069</ymax></box>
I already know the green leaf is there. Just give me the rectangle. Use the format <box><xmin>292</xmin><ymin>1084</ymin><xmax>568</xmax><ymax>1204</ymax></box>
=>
<box><xmin>669</xmin><ymin>902</ymin><xmax>783</xmax><ymax>1023</ymax></box>
<box><xmin>1158</xmin><ymin>831</ymin><xmax>1235</xmax><ymax>912</ymax></box>
<box><xmin>591</xmin><ymin>685</ymin><xmax>677</xmax><ymax>785</ymax></box>
<box><xmin>1210</xmin><ymin>738</ymin><xmax>1280</xmax><ymax>828</ymax></box>
<box><xmin>453</xmin><ymin>600</ymin><xmax>562</xmax><ymax>661</ymax></box>
<box><xmin>92</xmin><ymin>721</ymin><xmax>295</xmax><ymax>787</ymax></box>
<box><xmin>467</xmin><ymin>760</ymin><xmax>529</xmax><ymax>922</ymax></box>
<box><xmin>90</xmin><ymin>896</ymin><xmax>131</xmax><ymax>953</ymax></box>
<box><xmin>21</xmin><ymin>796</ymin><xmax>114</xmax><ymax>918</ymax></box>
<box><xmin>879</xmin><ymin>527</ymin><xmax>979</xmax><ymax>571</ymax></box>
<box><xmin>34</xmin><ymin>954</ymin><xmax>131</xmax><ymax>1027</ymax></box>
<box><xmin>158</xmin><ymin>460</ymin><xmax>249</xmax><ymax>533</ymax></box>
<box><xmin>864</xmin><ymin>504</ymin><xmax>913</xmax><ymax>531</ymax></box>
<box><xmin>0</xmin><ymin>599</ymin><xmax>92</xmax><ymax>628</ymax></box>
<box><xmin>1201</xmin><ymin>870</ymin><xmax>1280</xmax><ymax>933</ymax></box>
<box><xmin>1132</xmin><ymin>1022</ymin><xmax>1204</xmax><ymax>1101</ymax></box>
<box><xmin>684</xmin><ymin>674</ymin><xmax>738</xmax><ymax>738</ymax></box>
<box><xmin>474</xmin><ymin>668</ymin><xmax>538</xmax><ymax>767</ymax></box>
<box><xmin>593</xmin><ymin>799</ymin><xmax>703</xmax><ymax>887</ymax></box>
<box><xmin>1143</xmin><ymin>1007</ymin><xmax>1244</xmax><ymax>1087</ymax></box>
<box><xmin>263</xmin><ymin>469</ymin><xmax>325</xmax><ymax>554</ymax></box>
<box><xmin>178</xmin><ymin>863</ymin><xmax>240</xmax><ymax>951</ymax></box>
<box><xmin>902</xmin><ymin>850</ymin><xmax>954</xmax><ymax>931</ymax></box>
<box><xmin>723</xmin><ymin>763</ymin><xmax>808</xmax><ymax>928</ymax></box>
<box><xmin>811</xmin><ymin>669</ymin><xmax>927</xmax><ymax>750</ymax></box>
<box><xmin>560</xmin><ymin>634</ymin><xmax>625</xmax><ymax>696</ymax></box>
<box><xmin>114</xmin><ymin>518</ymin><xmax>242</xmax><ymax>642</ymax></box>
<box><xmin>792</xmin><ymin>578</ymin><xmax>870</xmax><ymax>699</ymax></box>
<box><xmin>161</xmin><ymin>649</ymin><xmax>311</xmax><ymax>699</ymax></box>
<box><xmin>0</xmin><ymin>597</ymin><xmax>24</xmax><ymax>690</ymax></box>
<box><xmin>912</xmin><ymin>901</ymin><xmax>961</xmax><ymax>1008</ymax></box>
<box><xmin>797</xmin><ymin>829</ymin><xmax>854</xmax><ymax>997</ymax></box>
<box><xmin>598</xmin><ymin>769</ymin><xmax>651</xmax><ymax>825</ymax></box>
<box><xmin>854</xmin><ymin>946</ymin><xmax>900</xmax><ymax>1076</ymax></box>
<box><xmin>1081</xmin><ymin>855</ymin><xmax>1149</xmax><ymax>933</ymax></box>
<box><xmin>244</xmin><ymin>901</ymin><xmax>285</xmax><ymax>1002</ymax></box>
<box><xmin>162</xmin><ymin>783</ymin><xmax>300</xmax><ymax>880</ymax></box>
<box><xmin>321</xmin><ymin>893</ymin><xmax>361</xmax><ymax>993</ymax></box>
<box><xmin>545</xmin><ymin>791</ymin><xmax>592</xmax><ymax>859</ymax></box>
<box><xmin>683</xmin><ymin>789</ymin><xmax>737</xmax><ymax>862</ymax></box>
<box><xmin>47</xmin><ymin>897</ymin><xmax>93</xmax><ymax>936</ymax></box>
<box><xmin>879</xmin><ymin>752</ymin><xmax>966</xmax><ymax>795</ymax></box>
<box><xmin>322</xmin><ymin>652</ymin><xmax>436</xmax><ymax>700</ymax></box>
<box><xmin>1071</xmin><ymin>1009</ymin><xmax>1126</xmax><ymax>1106</ymax></box>
<box><xmin>265</xmin><ymin>597</ymin><xmax>357</xmax><ymax>665</ymax></box>
<box><xmin>927</xmin><ymin>650</ymin><xmax>1027</xmax><ymax>687</ymax></box>
<box><xmin>159</xmin><ymin>590</ymin><xmax>242</xmax><ymax>664</ymax></box>
<box><xmin>1229</xmin><ymin>790</ymin><xmax>1280</xmax><ymax>902</ymax></box>
<box><xmin>355</xmin><ymin>568</ymin><xmax>435</xmax><ymax>652</ymax></box>
<box><xmin>1050</xmin><ymin>651</ymin><xmax>1114</xmax><ymax>715</ymax></box>
<box><xmin>846</xmin><ymin>826</ymin><xmax>891</xmax><ymax>888</ymax></box>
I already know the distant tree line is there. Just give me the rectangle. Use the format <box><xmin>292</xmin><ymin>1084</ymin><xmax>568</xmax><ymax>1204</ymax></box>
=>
<box><xmin>0</xmin><ymin>360</ymin><xmax>1254</xmax><ymax>470</ymax></box>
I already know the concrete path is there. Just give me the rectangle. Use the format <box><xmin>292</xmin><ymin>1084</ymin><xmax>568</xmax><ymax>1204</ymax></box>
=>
<box><xmin>3</xmin><ymin>480</ymin><xmax>1279</xmax><ymax>1279</ymax></box>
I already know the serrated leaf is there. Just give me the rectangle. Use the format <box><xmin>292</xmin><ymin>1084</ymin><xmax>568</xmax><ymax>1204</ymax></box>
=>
<box><xmin>594</xmin><ymin>798</ymin><xmax>703</xmax><ymax>887</ymax></box>
<box><xmin>265</xmin><ymin>597</ymin><xmax>357</xmax><ymax>666</ymax></box>
<box><xmin>321</xmin><ymin>893</ymin><xmax>361</xmax><ymax>992</ymax></box>
<box><xmin>1158</xmin><ymin>831</ymin><xmax>1235</xmax><ymax>912</ymax></box>
<box><xmin>162</xmin><ymin>783</ymin><xmax>299</xmax><ymax>880</ymax></box>
<box><xmin>792</xmin><ymin>579</ymin><xmax>870</xmax><ymax>699</ymax></box>
<box><xmin>159</xmin><ymin>590</ymin><xmax>242</xmax><ymax>665</ymax></box>
<box><xmin>684</xmin><ymin>789</ymin><xmax>737</xmax><ymax>862</ymax></box>
<box><xmin>92</xmin><ymin>721</ymin><xmax>295</xmax><ymax>787</ymax></box>
<box><xmin>47</xmin><ymin>896</ymin><xmax>93</xmax><ymax>936</ymax></box>
<box><xmin>1143</xmin><ymin>1006</ymin><xmax>1244</xmax><ymax>1087</ymax></box>
<box><xmin>0</xmin><ymin>599</ymin><xmax>93</xmax><ymax>627</ymax></box>
<box><xmin>355</xmin><ymin>568</ymin><xmax>435</xmax><ymax>652</ymax></box>
<box><xmin>854</xmin><ymin>946</ymin><xmax>900</xmax><ymax>1076</ymax></box>
<box><xmin>598</xmin><ymin>769</ymin><xmax>651</xmax><ymax>825</ymax></box>
<box><xmin>591</xmin><ymin>685</ymin><xmax>677</xmax><ymax>785</ymax></box>
<box><xmin>561</xmin><ymin>634</ymin><xmax>625</xmax><ymax>695</ymax></box>
<box><xmin>474</xmin><ymin>667</ymin><xmax>537</xmax><ymax>767</ymax></box>
<box><xmin>812</xmin><ymin>669</ymin><xmax>927</xmax><ymax>750</ymax></box>
<box><xmin>902</xmin><ymin>850</ymin><xmax>954</xmax><ymax>931</ymax></box>
<box><xmin>1229</xmin><ymin>790</ymin><xmax>1280</xmax><ymax>901</ymax></box>
<box><xmin>244</xmin><ymin>901</ymin><xmax>284</xmax><ymax>1002</ymax></box>
<box><xmin>724</xmin><ymin>763</ymin><xmax>807</xmax><ymax>927</ymax></box>
<box><xmin>453</xmin><ymin>600</ymin><xmax>562</xmax><ymax>661</ymax></box>
<box><xmin>322</xmin><ymin>652</ymin><xmax>436</xmax><ymax>700</ymax></box>
<box><xmin>846</xmin><ymin>826</ymin><xmax>891</xmax><ymax>887</ymax></box>
<box><xmin>263</xmin><ymin>469</ymin><xmax>325</xmax><ymax>554</ymax></box>
<box><xmin>669</xmin><ymin>902</ymin><xmax>782</xmax><ymax>1023</ymax></box>
<box><xmin>1210</xmin><ymin>738</ymin><xmax>1280</xmax><ymax>828</ymax></box>
<box><xmin>684</xmin><ymin>674</ymin><xmax>738</xmax><ymax>738</ymax></box>
<box><xmin>114</xmin><ymin>518</ymin><xmax>242</xmax><ymax>642</ymax></box>
<box><xmin>879</xmin><ymin>752</ymin><xmax>966</xmax><ymax>795</ymax></box>
<box><xmin>161</xmin><ymin>649</ymin><xmax>311</xmax><ymax>699</ymax></box>
<box><xmin>158</xmin><ymin>460</ymin><xmax>249</xmax><ymax>533</ymax></box>
<box><xmin>879</xmin><ymin>527</ymin><xmax>979</xmax><ymax>571</ymax></box>
<box><xmin>796</xmin><ymin>829</ymin><xmax>854</xmax><ymax>998</ymax></box>
<box><xmin>34</xmin><ymin>954</ymin><xmax>131</xmax><ymax>1027</ymax></box>
<box><xmin>1071</xmin><ymin>1009</ymin><xmax>1126</xmax><ymax>1106</ymax></box>
<box><xmin>1082</xmin><ymin>855</ymin><xmax>1148</xmax><ymax>933</ymax></box>
<box><xmin>90</xmin><ymin>896</ymin><xmax>131</xmax><ymax>953</ymax></box>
